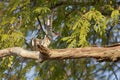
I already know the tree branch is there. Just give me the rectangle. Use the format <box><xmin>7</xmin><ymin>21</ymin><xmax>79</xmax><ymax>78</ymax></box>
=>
<box><xmin>0</xmin><ymin>46</ymin><xmax>120</xmax><ymax>62</ymax></box>
<box><xmin>50</xmin><ymin>1</ymin><xmax>120</xmax><ymax>10</ymax></box>
<box><xmin>0</xmin><ymin>47</ymin><xmax>39</xmax><ymax>60</ymax></box>
<box><xmin>36</xmin><ymin>16</ymin><xmax>45</xmax><ymax>34</ymax></box>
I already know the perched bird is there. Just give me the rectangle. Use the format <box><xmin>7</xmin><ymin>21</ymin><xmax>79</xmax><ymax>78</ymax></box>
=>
<box><xmin>30</xmin><ymin>14</ymin><xmax>59</xmax><ymax>50</ymax></box>
<box><xmin>41</xmin><ymin>35</ymin><xmax>51</xmax><ymax>48</ymax></box>
<box><xmin>31</xmin><ymin>35</ymin><xmax>51</xmax><ymax>50</ymax></box>
<box><xmin>31</xmin><ymin>38</ymin><xmax>42</xmax><ymax>50</ymax></box>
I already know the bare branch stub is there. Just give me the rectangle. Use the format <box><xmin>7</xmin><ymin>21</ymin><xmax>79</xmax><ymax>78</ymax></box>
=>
<box><xmin>37</xmin><ymin>45</ymin><xmax>50</xmax><ymax>56</ymax></box>
<box><xmin>36</xmin><ymin>44</ymin><xmax>51</xmax><ymax>62</ymax></box>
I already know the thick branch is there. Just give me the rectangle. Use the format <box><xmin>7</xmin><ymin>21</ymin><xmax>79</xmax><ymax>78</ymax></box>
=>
<box><xmin>0</xmin><ymin>46</ymin><xmax>120</xmax><ymax>62</ymax></box>
<box><xmin>50</xmin><ymin>1</ymin><xmax>120</xmax><ymax>10</ymax></box>
<box><xmin>0</xmin><ymin>47</ymin><xmax>40</xmax><ymax>60</ymax></box>
<box><xmin>49</xmin><ymin>46</ymin><xmax>120</xmax><ymax>62</ymax></box>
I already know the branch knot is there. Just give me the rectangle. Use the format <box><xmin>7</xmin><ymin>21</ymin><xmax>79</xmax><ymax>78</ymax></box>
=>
<box><xmin>37</xmin><ymin>45</ymin><xmax>50</xmax><ymax>62</ymax></box>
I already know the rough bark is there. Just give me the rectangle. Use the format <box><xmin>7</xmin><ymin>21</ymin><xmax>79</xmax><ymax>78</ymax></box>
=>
<box><xmin>0</xmin><ymin>45</ymin><xmax>120</xmax><ymax>62</ymax></box>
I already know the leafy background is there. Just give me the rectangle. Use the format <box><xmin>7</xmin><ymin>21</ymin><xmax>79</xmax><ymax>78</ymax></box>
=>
<box><xmin>0</xmin><ymin>0</ymin><xmax>120</xmax><ymax>80</ymax></box>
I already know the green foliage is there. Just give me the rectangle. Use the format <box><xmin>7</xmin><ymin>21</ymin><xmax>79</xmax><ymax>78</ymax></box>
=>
<box><xmin>85</xmin><ymin>10</ymin><xmax>107</xmax><ymax>35</ymax></box>
<box><xmin>62</xmin><ymin>9</ymin><xmax>107</xmax><ymax>47</ymax></box>
<box><xmin>0</xmin><ymin>31</ymin><xmax>24</xmax><ymax>48</ymax></box>
<box><xmin>0</xmin><ymin>56</ymin><xmax>13</xmax><ymax>69</ymax></box>
<box><xmin>111</xmin><ymin>10</ymin><xmax>120</xmax><ymax>25</ymax></box>
<box><xmin>34</xmin><ymin>7</ymin><xmax>50</xmax><ymax>15</ymax></box>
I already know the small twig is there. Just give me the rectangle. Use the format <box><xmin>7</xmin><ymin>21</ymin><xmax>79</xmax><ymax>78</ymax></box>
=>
<box><xmin>109</xmin><ymin>64</ymin><xmax>119</xmax><ymax>80</ymax></box>
<box><xmin>36</xmin><ymin>16</ymin><xmax>45</xmax><ymax>34</ymax></box>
